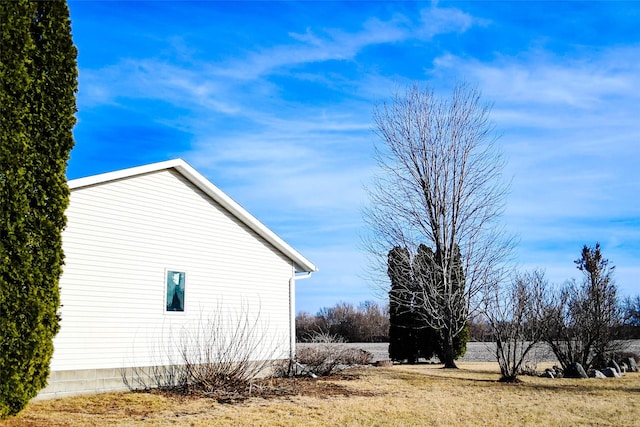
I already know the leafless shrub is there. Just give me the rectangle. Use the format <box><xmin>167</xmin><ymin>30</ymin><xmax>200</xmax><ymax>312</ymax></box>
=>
<box><xmin>483</xmin><ymin>270</ymin><xmax>549</xmax><ymax>382</ymax></box>
<box><xmin>296</xmin><ymin>348</ymin><xmax>343</xmax><ymax>377</ymax></box>
<box><xmin>296</xmin><ymin>333</ymin><xmax>373</xmax><ymax>376</ymax></box>
<box><xmin>308</xmin><ymin>331</ymin><xmax>344</xmax><ymax>344</ymax></box>
<box><xmin>122</xmin><ymin>302</ymin><xmax>283</xmax><ymax>394</ymax></box>
<box><xmin>342</xmin><ymin>348</ymin><xmax>374</xmax><ymax>365</ymax></box>
<box><xmin>296</xmin><ymin>333</ymin><xmax>347</xmax><ymax>377</ymax></box>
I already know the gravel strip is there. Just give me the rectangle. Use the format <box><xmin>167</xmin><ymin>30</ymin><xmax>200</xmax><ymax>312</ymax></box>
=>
<box><xmin>297</xmin><ymin>340</ymin><xmax>640</xmax><ymax>364</ymax></box>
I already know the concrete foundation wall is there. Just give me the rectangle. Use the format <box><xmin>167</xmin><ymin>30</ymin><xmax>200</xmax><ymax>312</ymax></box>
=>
<box><xmin>36</xmin><ymin>368</ymin><xmax>131</xmax><ymax>400</ymax></box>
<box><xmin>37</xmin><ymin>359</ymin><xmax>288</xmax><ymax>400</ymax></box>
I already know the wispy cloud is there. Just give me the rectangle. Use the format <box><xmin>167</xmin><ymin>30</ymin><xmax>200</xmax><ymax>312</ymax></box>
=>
<box><xmin>432</xmin><ymin>47</ymin><xmax>640</xmax><ymax>110</ymax></box>
<box><xmin>418</xmin><ymin>5</ymin><xmax>485</xmax><ymax>38</ymax></box>
<box><xmin>80</xmin><ymin>59</ymin><xmax>240</xmax><ymax>114</ymax></box>
<box><xmin>210</xmin><ymin>5</ymin><xmax>478</xmax><ymax>81</ymax></box>
<box><xmin>78</xmin><ymin>3</ymin><xmax>482</xmax><ymax>106</ymax></box>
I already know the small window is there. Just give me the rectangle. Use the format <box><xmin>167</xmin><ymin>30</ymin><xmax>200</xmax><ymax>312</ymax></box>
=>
<box><xmin>165</xmin><ymin>270</ymin><xmax>186</xmax><ymax>312</ymax></box>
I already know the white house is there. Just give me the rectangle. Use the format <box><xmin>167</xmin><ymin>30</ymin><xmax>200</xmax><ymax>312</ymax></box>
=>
<box><xmin>38</xmin><ymin>159</ymin><xmax>316</xmax><ymax>399</ymax></box>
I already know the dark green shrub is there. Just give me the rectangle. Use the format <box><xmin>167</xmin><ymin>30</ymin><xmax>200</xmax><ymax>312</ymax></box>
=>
<box><xmin>388</xmin><ymin>246</ymin><xmax>468</xmax><ymax>364</ymax></box>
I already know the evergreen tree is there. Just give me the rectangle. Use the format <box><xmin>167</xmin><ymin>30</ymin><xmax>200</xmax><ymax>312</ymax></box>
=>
<box><xmin>414</xmin><ymin>244</ymin><xmax>468</xmax><ymax>362</ymax></box>
<box><xmin>446</xmin><ymin>244</ymin><xmax>468</xmax><ymax>360</ymax></box>
<box><xmin>388</xmin><ymin>246</ymin><xmax>418</xmax><ymax>362</ymax></box>
<box><xmin>388</xmin><ymin>244</ymin><xmax>468</xmax><ymax>364</ymax></box>
<box><xmin>412</xmin><ymin>245</ymin><xmax>440</xmax><ymax>360</ymax></box>
<box><xmin>1</xmin><ymin>0</ymin><xmax>77</xmax><ymax>417</ymax></box>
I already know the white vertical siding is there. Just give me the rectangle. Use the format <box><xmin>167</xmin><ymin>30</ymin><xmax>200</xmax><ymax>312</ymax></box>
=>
<box><xmin>51</xmin><ymin>170</ymin><xmax>292</xmax><ymax>371</ymax></box>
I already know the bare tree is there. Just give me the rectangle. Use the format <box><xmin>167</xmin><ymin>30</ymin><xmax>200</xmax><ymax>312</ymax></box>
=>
<box><xmin>543</xmin><ymin>243</ymin><xmax>622</xmax><ymax>370</ymax></box>
<box><xmin>364</xmin><ymin>82</ymin><xmax>512</xmax><ymax>368</ymax></box>
<box><xmin>484</xmin><ymin>270</ymin><xmax>549</xmax><ymax>382</ymax></box>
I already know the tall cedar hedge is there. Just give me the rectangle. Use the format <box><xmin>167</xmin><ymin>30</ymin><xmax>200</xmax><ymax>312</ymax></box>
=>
<box><xmin>388</xmin><ymin>246</ymin><xmax>468</xmax><ymax>363</ymax></box>
<box><xmin>0</xmin><ymin>0</ymin><xmax>77</xmax><ymax>417</ymax></box>
<box><xmin>388</xmin><ymin>247</ymin><xmax>416</xmax><ymax>361</ymax></box>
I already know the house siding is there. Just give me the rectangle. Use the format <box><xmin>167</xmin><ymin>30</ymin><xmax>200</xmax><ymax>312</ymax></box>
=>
<box><xmin>49</xmin><ymin>169</ymin><xmax>293</xmax><ymax>376</ymax></box>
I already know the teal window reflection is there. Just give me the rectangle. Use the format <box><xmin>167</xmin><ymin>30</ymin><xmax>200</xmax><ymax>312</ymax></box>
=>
<box><xmin>166</xmin><ymin>270</ymin><xmax>185</xmax><ymax>312</ymax></box>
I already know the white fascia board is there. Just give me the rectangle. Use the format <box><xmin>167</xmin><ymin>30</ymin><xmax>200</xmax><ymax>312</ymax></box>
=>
<box><xmin>68</xmin><ymin>159</ymin><xmax>318</xmax><ymax>274</ymax></box>
<box><xmin>67</xmin><ymin>159</ymin><xmax>185</xmax><ymax>190</ymax></box>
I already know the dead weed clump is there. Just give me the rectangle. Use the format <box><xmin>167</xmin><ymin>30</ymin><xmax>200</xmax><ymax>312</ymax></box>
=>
<box><xmin>136</xmin><ymin>368</ymin><xmax>375</xmax><ymax>404</ymax></box>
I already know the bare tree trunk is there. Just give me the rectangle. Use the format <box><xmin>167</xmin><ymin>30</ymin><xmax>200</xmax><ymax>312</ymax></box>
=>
<box><xmin>441</xmin><ymin>329</ymin><xmax>458</xmax><ymax>369</ymax></box>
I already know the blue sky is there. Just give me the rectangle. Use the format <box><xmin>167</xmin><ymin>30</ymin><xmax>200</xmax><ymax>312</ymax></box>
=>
<box><xmin>66</xmin><ymin>1</ymin><xmax>639</xmax><ymax>314</ymax></box>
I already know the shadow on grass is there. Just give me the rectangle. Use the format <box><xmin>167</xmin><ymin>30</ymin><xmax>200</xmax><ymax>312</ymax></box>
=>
<box><xmin>385</xmin><ymin>366</ymin><xmax>497</xmax><ymax>385</ymax></box>
<box><xmin>390</xmin><ymin>365</ymin><xmax>640</xmax><ymax>394</ymax></box>
<box><xmin>517</xmin><ymin>378</ymin><xmax>640</xmax><ymax>394</ymax></box>
<box><xmin>388</xmin><ymin>364</ymin><xmax>640</xmax><ymax>393</ymax></box>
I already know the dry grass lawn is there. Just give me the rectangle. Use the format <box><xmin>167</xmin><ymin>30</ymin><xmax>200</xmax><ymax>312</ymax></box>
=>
<box><xmin>3</xmin><ymin>362</ymin><xmax>639</xmax><ymax>426</ymax></box>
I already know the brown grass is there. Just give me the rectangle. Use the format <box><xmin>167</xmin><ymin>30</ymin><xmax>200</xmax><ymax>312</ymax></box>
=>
<box><xmin>3</xmin><ymin>362</ymin><xmax>639</xmax><ymax>426</ymax></box>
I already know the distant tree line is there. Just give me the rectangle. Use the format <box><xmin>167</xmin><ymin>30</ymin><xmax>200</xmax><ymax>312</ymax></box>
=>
<box><xmin>296</xmin><ymin>301</ymin><xmax>389</xmax><ymax>343</ymax></box>
<box><xmin>621</xmin><ymin>295</ymin><xmax>640</xmax><ymax>338</ymax></box>
<box><xmin>296</xmin><ymin>269</ymin><xmax>640</xmax><ymax>350</ymax></box>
